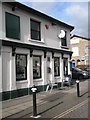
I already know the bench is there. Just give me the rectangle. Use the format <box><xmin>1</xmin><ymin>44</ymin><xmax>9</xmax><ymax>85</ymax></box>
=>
<box><xmin>51</xmin><ymin>82</ymin><xmax>58</xmax><ymax>89</ymax></box>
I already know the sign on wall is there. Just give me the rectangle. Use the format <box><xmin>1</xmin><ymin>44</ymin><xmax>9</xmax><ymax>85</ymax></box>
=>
<box><xmin>81</xmin><ymin>56</ymin><xmax>85</xmax><ymax>61</ymax></box>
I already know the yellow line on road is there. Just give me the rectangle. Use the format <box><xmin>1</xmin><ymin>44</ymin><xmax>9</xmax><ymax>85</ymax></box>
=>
<box><xmin>51</xmin><ymin>99</ymin><xmax>88</xmax><ymax>120</ymax></box>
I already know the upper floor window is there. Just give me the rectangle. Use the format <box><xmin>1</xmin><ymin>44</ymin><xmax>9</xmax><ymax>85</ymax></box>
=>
<box><xmin>54</xmin><ymin>57</ymin><xmax>60</xmax><ymax>77</ymax></box>
<box><xmin>5</xmin><ymin>12</ymin><xmax>20</xmax><ymax>40</ymax></box>
<box><xmin>61</xmin><ymin>31</ymin><xmax>67</xmax><ymax>46</ymax></box>
<box><xmin>72</xmin><ymin>47</ymin><xmax>79</xmax><ymax>56</ymax></box>
<box><xmin>30</xmin><ymin>19</ymin><xmax>41</xmax><ymax>41</ymax></box>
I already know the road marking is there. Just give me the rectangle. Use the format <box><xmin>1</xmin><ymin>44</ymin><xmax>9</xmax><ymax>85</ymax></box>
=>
<box><xmin>51</xmin><ymin>99</ymin><xmax>88</xmax><ymax>120</ymax></box>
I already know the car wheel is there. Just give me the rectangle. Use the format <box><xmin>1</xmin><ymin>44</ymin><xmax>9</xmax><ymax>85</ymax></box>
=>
<box><xmin>79</xmin><ymin>75</ymin><xmax>83</xmax><ymax>80</ymax></box>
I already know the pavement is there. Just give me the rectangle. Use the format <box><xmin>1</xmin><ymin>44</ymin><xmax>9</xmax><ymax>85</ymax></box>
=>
<box><xmin>1</xmin><ymin>79</ymin><xmax>89</xmax><ymax>119</ymax></box>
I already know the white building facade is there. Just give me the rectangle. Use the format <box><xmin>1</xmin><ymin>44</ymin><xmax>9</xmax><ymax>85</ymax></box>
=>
<box><xmin>0</xmin><ymin>2</ymin><xmax>74</xmax><ymax>100</ymax></box>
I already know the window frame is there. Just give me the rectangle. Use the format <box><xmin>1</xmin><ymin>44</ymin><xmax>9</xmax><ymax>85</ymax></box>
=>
<box><xmin>16</xmin><ymin>54</ymin><xmax>27</xmax><ymax>81</ymax></box>
<box><xmin>33</xmin><ymin>55</ymin><xmax>42</xmax><ymax>79</ymax></box>
<box><xmin>54</xmin><ymin>57</ymin><xmax>60</xmax><ymax>77</ymax></box>
<box><xmin>61</xmin><ymin>31</ymin><xmax>67</xmax><ymax>46</ymax></box>
<box><xmin>30</xmin><ymin>19</ymin><xmax>41</xmax><ymax>41</ymax></box>
<box><xmin>63</xmin><ymin>58</ymin><xmax>68</xmax><ymax>76</ymax></box>
<box><xmin>5</xmin><ymin>12</ymin><xmax>20</xmax><ymax>40</ymax></box>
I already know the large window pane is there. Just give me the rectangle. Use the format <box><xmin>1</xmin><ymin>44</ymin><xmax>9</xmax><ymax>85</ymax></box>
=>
<box><xmin>54</xmin><ymin>57</ymin><xmax>60</xmax><ymax>76</ymax></box>
<box><xmin>16</xmin><ymin>54</ymin><xmax>27</xmax><ymax>81</ymax></box>
<box><xmin>31</xmin><ymin>20</ymin><xmax>40</xmax><ymax>31</ymax></box>
<box><xmin>31</xmin><ymin>30</ymin><xmax>40</xmax><ymax>40</ymax></box>
<box><xmin>31</xmin><ymin>19</ymin><xmax>41</xmax><ymax>40</ymax></box>
<box><xmin>70</xmin><ymin>61</ymin><xmax>72</xmax><ymax>71</ymax></box>
<box><xmin>6</xmin><ymin>12</ymin><xmax>20</xmax><ymax>40</ymax></box>
<box><xmin>61</xmin><ymin>31</ymin><xmax>67</xmax><ymax>46</ymax></box>
<box><xmin>63</xmin><ymin>58</ymin><xmax>68</xmax><ymax>75</ymax></box>
<box><xmin>33</xmin><ymin>56</ymin><xmax>41</xmax><ymax>79</ymax></box>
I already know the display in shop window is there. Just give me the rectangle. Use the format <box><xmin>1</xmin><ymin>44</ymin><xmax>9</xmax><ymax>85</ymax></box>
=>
<box><xmin>33</xmin><ymin>56</ymin><xmax>41</xmax><ymax>79</ymax></box>
<box><xmin>16</xmin><ymin>54</ymin><xmax>27</xmax><ymax>80</ymax></box>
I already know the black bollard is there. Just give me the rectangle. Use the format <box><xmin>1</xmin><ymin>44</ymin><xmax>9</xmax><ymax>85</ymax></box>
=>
<box><xmin>76</xmin><ymin>80</ymin><xmax>80</xmax><ymax>97</ymax></box>
<box><xmin>31</xmin><ymin>85</ymin><xmax>37</xmax><ymax>116</ymax></box>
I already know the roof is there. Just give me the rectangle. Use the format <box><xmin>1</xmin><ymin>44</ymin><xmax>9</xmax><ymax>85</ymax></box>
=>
<box><xmin>70</xmin><ymin>35</ymin><xmax>90</xmax><ymax>41</ymax></box>
<box><xmin>4</xmin><ymin>2</ymin><xmax>74</xmax><ymax>31</ymax></box>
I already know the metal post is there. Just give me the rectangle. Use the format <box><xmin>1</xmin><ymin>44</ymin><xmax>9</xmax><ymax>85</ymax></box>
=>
<box><xmin>76</xmin><ymin>80</ymin><xmax>80</xmax><ymax>97</ymax></box>
<box><xmin>31</xmin><ymin>85</ymin><xmax>37</xmax><ymax>116</ymax></box>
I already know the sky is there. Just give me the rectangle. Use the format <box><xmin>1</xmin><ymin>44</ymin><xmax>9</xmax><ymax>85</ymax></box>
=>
<box><xmin>16</xmin><ymin>0</ymin><xmax>88</xmax><ymax>38</ymax></box>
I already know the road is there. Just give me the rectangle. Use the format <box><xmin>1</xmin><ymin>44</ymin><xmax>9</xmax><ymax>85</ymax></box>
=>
<box><xmin>51</xmin><ymin>99</ymin><xmax>88</xmax><ymax>119</ymax></box>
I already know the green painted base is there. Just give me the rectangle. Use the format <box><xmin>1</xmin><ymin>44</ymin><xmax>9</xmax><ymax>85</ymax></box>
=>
<box><xmin>1</xmin><ymin>83</ymin><xmax>61</xmax><ymax>101</ymax></box>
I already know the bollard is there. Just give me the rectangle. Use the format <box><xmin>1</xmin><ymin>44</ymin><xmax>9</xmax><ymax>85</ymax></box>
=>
<box><xmin>31</xmin><ymin>86</ymin><xmax>41</xmax><ymax>118</ymax></box>
<box><xmin>31</xmin><ymin>85</ymin><xmax>37</xmax><ymax>117</ymax></box>
<box><xmin>76</xmin><ymin>80</ymin><xmax>80</xmax><ymax>97</ymax></box>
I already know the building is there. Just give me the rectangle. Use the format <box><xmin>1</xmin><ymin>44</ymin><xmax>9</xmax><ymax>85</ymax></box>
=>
<box><xmin>0</xmin><ymin>2</ymin><xmax>74</xmax><ymax>100</ymax></box>
<box><xmin>70</xmin><ymin>35</ymin><xmax>89</xmax><ymax>70</ymax></box>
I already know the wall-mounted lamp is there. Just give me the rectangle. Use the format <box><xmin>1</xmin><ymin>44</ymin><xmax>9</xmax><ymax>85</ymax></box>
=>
<box><xmin>51</xmin><ymin>22</ymin><xmax>56</xmax><ymax>26</ymax></box>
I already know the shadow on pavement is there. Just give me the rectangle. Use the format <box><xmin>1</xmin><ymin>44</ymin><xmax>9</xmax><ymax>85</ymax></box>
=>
<box><xmin>38</xmin><ymin>101</ymin><xmax>63</xmax><ymax>115</ymax></box>
<box><xmin>80</xmin><ymin>91</ymin><xmax>88</xmax><ymax>97</ymax></box>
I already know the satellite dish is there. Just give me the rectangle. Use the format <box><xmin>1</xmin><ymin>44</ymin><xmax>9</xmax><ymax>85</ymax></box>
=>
<box><xmin>58</xmin><ymin>30</ymin><xmax>65</xmax><ymax>38</ymax></box>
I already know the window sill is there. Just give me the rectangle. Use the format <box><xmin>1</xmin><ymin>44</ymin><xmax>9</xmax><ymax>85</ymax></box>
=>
<box><xmin>61</xmin><ymin>46</ymin><xmax>69</xmax><ymax>49</ymax></box>
<box><xmin>16</xmin><ymin>80</ymin><xmax>28</xmax><ymax>84</ymax></box>
<box><xmin>33</xmin><ymin>78</ymin><xmax>43</xmax><ymax>82</ymax></box>
<box><xmin>29</xmin><ymin>39</ymin><xmax>45</xmax><ymax>44</ymax></box>
<box><xmin>55</xmin><ymin>76</ymin><xmax>61</xmax><ymax>79</ymax></box>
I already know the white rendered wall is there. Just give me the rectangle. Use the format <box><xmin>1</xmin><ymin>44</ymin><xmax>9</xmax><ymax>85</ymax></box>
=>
<box><xmin>43</xmin><ymin>56</ymin><xmax>47</xmax><ymax>85</ymax></box>
<box><xmin>60</xmin><ymin>56</ymin><xmax>64</xmax><ymax>82</ymax></box>
<box><xmin>1</xmin><ymin>3</ymin><xmax>72</xmax><ymax>92</ymax></box>
<box><xmin>2</xmin><ymin>47</ymin><xmax>11</xmax><ymax>92</ymax></box>
<box><xmin>2</xmin><ymin>3</ymin><xmax>71</xmax><ymax>50</ymax></box>
<box><xmin>0</xmin><ymin>47</ymin><xmax>2</xmax><ymax>92</ymax></box>
<box><xmin>0</xmin><ymin>2</ymin><xmax>2</xmax><ymax>39</ymax></box>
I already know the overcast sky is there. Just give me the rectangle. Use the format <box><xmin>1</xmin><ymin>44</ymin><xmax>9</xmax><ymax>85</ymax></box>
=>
<box><xmin>16</xmin><ymin>0</ymin><xmax>88</xmax><ymax>38</ymax></box>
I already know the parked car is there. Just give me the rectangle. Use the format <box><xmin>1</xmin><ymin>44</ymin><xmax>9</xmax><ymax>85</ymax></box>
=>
<box><xmin>72</xmin><ymin>68</ymin><xmax>89</xmax><ymax>80</ymax></box>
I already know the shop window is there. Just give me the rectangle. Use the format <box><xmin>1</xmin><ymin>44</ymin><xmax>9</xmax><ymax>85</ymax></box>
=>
<box><xmin>70</xmin><ymin>61</ymin><xmax>72</xmax><ymax>71</ymax></box>
<box><xmin>61</xmin><ymin>31</ymin><xmax>67</xmax><ymax>46</ymax></box>
<box><xmin>16</xmin><ymin>54</ymin><xmax>27</xmax><ymax>81</ymax></box>
<box><xmin>30</xmin><ymin>19</ymin><xmax>41</xmax><ymax>40</ymax></box>
<box><xmin>5</xmin><ymin>12</ymin><xmax>20</xmax><ymax>40</ymax></box>
<box><xmin>63</xmin><ymin>58</ymin><xmax>68</xmax><ymax>75</ymax></box>
<box><xmin>54</xmin><ymin>57</ymin><xmax>60</xmax><ymax>76</ymax></box>
<box><xmin>33</xmin><ymin>56</ymin><xmax>41</xmax><ymax>79</ymax></box>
